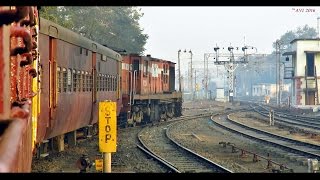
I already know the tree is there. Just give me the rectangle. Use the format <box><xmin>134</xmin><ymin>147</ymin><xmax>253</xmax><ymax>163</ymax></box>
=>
<box><xmin>272</xmin><ymin>24</ymin><xmax>317</xmax><ymax>52</ymax></box>
<box><xmin>40</xmin><ymin>6</ymin><xmax>73</xmax><ymax>29</ymax></box>
<box><xmin>40</xmin><ymin>6</ymin><xmax>148</xmax><ymax>54</ymax></box>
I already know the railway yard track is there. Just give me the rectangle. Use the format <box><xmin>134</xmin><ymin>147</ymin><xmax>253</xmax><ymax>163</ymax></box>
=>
<box><xmin>252</xmin><ymin>105</ymin><xmax>320</xmax><ymax>134</ymax></box>
<box><xmin>137</xmin><ymin>113</ymin><xmax>232</xmax><ymax>173</ymax></box>
<box><xmin>211</xmin><ymin>112</ymin><xmax>320</xmax><ymax>164</ymax></box>
<box><xmin>32</xmin><ymin>100</ymin><xmax>317</xmax><ymax>173</ymax></box>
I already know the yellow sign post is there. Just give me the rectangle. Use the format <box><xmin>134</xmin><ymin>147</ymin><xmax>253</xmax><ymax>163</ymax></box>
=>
<box><xmin>98</xmin><ymin>101</ymin><xmax>117</xmax><ymax>173</ymax></box>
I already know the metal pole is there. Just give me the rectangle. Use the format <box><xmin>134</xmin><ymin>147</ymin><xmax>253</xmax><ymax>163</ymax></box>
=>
<box><xmin>317</xmin><ymin>17</ymin><xmax>320</xmax><ymax>39</ymax></box>
<box><xmin>188</xmin><ymin>62</ymin><xmax>190</xmax><ymax>92</ymax></box>
<box><xmin>194</xmin><ymin>70</ymin><xmax>196</xmax><ymax>100</ymax></box>
<box><xmin>190</xmin><ymin>50</ymin><xmax>193</xmax><ymax>100</ymax></box>
<box><xmin>178</xmin><ymin>50</ymin><xmax>181</xmax><ymax>92</ymax></box>
<box><xmin>206</xmin><ymin>54</ymin><xmax>209</xmax><ymax>100</ymax></box>
<box><xmin>276</xmin><ymin>40</ymin><xmax>279</xmax><ymax>105</ymax></box>
<box><xmin>103</xmin><ymin>152</ymin><xmax>111</xmax><ymax>173</ymax></box>
<box><xmin>204</xmin><ymin>54</ymin><xmax>206</xmax><ymax>99</ymax></box>
<box><xmin>280</xmin><ymin>62</ymin><xmax>284</xmax><ymax>105</ymax></box>
<box><xmin>277</xmin><ymin>41</ymin><xmax>281</xmax><ymax>107</ymax></box>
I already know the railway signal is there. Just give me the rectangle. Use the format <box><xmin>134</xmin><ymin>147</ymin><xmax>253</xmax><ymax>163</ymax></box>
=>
<box><xmin>213</xmin><ymin>44</ymin><xmax>257</xmax><ymax>102</ymax></box>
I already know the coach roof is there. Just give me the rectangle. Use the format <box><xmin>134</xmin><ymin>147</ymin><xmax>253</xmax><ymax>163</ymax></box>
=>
<box><xmin>39</xmin><ymin>17</ymin><xmax>121</xmax><ymax>62</ymax></box>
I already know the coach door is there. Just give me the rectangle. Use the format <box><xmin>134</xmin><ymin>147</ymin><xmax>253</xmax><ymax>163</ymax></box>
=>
<box><xmin>132</xmin><ymin>59</ymin><xmax>140</xmax><ymax>94</ymax></box>
<box><xmin>49</xmin><ymin>37</ymin><xmax>57</xmax><ymax>120</ymax></box>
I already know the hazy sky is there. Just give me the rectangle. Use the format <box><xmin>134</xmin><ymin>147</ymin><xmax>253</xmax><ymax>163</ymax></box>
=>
<box><xmin>139</xmin><ymin>6</ymin><xmax>320</xmax><ymax>65</ymax></box>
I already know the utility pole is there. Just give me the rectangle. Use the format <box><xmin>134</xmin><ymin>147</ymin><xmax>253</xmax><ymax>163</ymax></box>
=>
<box><xmin>180</xmin><ymin>49</ymin><xmax>193</xmax><ymax>98</ymax></box>
<box><xmin>276</xmin><ymin>40</ymin><xmax>282</xmax><ymax>107</ymax></box>
<box><xmin>203</xmin><ymin>53</ymin><xmax>215</xmax><ymax>99</ymax></box>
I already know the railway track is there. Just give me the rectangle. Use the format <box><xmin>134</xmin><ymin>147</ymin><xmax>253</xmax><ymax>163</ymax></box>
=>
<box><xmin>257</xmin><ymin>104</ymin><xmax>320</xmax><ymax>122</ymax></box>
<box><xmin>252</xmin><ymin>105</ymin><xmax>320</xmax><ymax>134</ymax></box>
<box><xmin>137</xmin><ymin>113</ymin><xmax>232</xmax><ymax>173</ymax></box>
<box><xmin>210</xmin><ymin>113</ymin><xmax>320</xmax><ymax>160</ymax></box>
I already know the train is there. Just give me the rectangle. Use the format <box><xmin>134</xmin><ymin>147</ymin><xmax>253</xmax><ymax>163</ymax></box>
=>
<box><xmin>119</xmin><ymin>54</ymin><xmax>182</xmax><ymax>127</ymax></box>
<box><xmin>0</xmin><ymin>6</ymin><xmax>182</xmax><ymax>172</ymax></box>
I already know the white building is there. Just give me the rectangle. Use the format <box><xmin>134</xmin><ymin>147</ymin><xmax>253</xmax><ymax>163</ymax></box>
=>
<box><xmin>283</xmin><ymin>39</ymin><xmax>320</xmax><ymax>108</ymax></box>
<box><xmin>252</xmin><ymin>83</ymin><xmax>290</xmax><ymax>98</ymax></box>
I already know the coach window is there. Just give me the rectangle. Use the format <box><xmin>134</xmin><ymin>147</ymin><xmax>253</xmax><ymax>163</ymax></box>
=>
<box><xmin>164</xmin><ymin>65</ymin><xmax>168</xmax><ymax>84</ymax></box>
<box><xmin>101</xmin><ymin>74</ymin><xmax>104</xmax><ymax>91</ymax></box>
<box><xmin>73</xmin><ymin>70</ymin><xmax>77</xmax><ymax>92</ymax></box>
<box><xmin>62</xmin><ymin>68</ymin><xmax>67</xmax><ymax>92</ymax></box>
<box><xmin>111</xmin><ymin>76</ymin><xmax>114</xmax><ymax>92</ymax></box>
<box><xmin>114</xmin><ymin>76</ymin><xmax>117</xmax><ymax>92</ymax></box>
<box><xmin>103</xmin><ymin>75</ymin><xmax>106</xmax><ymax>91</ymax></box>
<box><xmin>161</xmin><ymin>71</ymin><xmax>164</xmax><ymax>84</ymax></box>
<box><xmin>106</xmin><ymin>75</ymin><xmax>110</xmax><ymax>91</ymax></box>
<box><xmin>143</xmin><ymin>61</ymin><xmax>148</xmax><ymax>76</ymax></box>
<box><xmin>113</xmin><ymin>76</ymin><xmax>116</xmax><ymax>91</ymax></box>
<box><xmin>89</xmin><ymin>73</ymin><xmax>92</xmax><ymax>91</ymax></box>
<box><xmin>67</xmin><ymin>69</ymin><xmax>72</xmax><ymax>92</ymax></box>
<box><xmin>102</xmin><ymin>75</ymin><xmax>105</xmax><ymax>91</ymax></box>
<box><xmin>109</xmin><ymin>75</ymin><xmax>112</xmax><ymax>92</ymax></box>
<box><xmin>133</xmin><ymin>59</ymin><xmax>139</xmax><ymax>74</ymax></box>
<box><xmin>77</xmin><ymin>71</ymin><xmax>81</xmax><ymax>91</ymax></box>
<box><xmin>98</xmin><ymin>74</ymin><xmax>102</xmax><ymax>91</ymax></box>
<box><xmin>85</xmin><ymin>72</ymin><xmax>89</xmax><ymax>92</ymax></box>
<box><xmin>101</xmin><ymin>54</ymin><xmax>107</xmax><ymax>61</ymax></box>
<box><xmin>104</xmin><ymin>75</ymin><xmax>107</xmax><ymax>91</ymax></box>
<box><xmin>111</xmin><ymin>76</ymin><xmax>114</xmax><ymax>91</ymax></box>
<box><xmin>80</xmin><ymin>47</ymin><xmax>82</xmax><ymax>55</ymax></box>
<box><xmin>101</xmin><ymin>75</ymin><xmax>104</xmax><ymax>91</ymax></box>
<box><xmin>82</xmin><ymin>71</ymin><xmax>85</xmax><ymax>92</ymax></box>
<box><xmin>100</xmin><ymin>74</ymin><xmax>104</xmax><ymax>91</ymax></box>
<box><xmin>86</xmin><ymin>49</ymin><xmax>88</xmax><ymax>56</ymax></box>
<box><xmin>87</xmin><ymin>72</ymin><xmax>91</xmax><ymax>91</ymax></box>
<box><xmin>100</xmin><ymin>74</ymin><xmax>103</xmax><ymax>91</ymax></box>
<box><xmin>106</xmin><ymin>74</ymin><xmax>109</xmax><ymax>91</ymax></box>
<box><xmin>106</xmin><ymin>75</ymin><xmax>108</xmax><ymax>91</ymax></box>
<box><xmin>115</xmin><ymin>76</ymin><xmax>118</xmax><ymax>91</ymax></box>
<box><xmin>115</xmin><ymin>76</ymin><xmax>117</xmax><ymax>91</ymax></box>
<box><xmin>57</xmin><ymin>67</ymin><xmax>61</xmax><ymax>93</ymax></box>
<box><xmin>86</xmin><ymin>72</ymin><xmax>89</xmax><ymax>91</ymax></box>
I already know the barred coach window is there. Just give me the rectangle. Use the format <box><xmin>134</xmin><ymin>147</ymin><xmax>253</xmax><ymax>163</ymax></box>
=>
<box><xmin>57</xmin><ymin>67</ymin><xmax>61</xmax><ymax>93</ymax></box>
<box><xmin>62</xmin><ymin>68</ymin><xmax>67</xmax><ymax>92</ymax></box>
<box><xmin>73</xmin><ymin>69</ymin><xmax>77</xmax><ymax>92</ymax></box>
<box><xmin>77</xmin><ymin>71</ymin><xmax>81</xmax><ymax>91</ymax></box>
<box><xmin>82</xmin><ymin>71</ymin><xmax>85</xmax><ymax>92</ymax></box>
<box><xmin>67</xmin><ymin>69</ymin><xmax>72</xmax><ymax>92</ymax></box>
